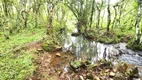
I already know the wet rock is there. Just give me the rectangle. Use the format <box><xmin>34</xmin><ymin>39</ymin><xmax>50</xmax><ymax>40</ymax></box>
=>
<box><xmin>137</xmin><ymin>51</ymin><xmax>142</xmax><ymax>56</ymax></box>
<box><xmin>119</xmin><ymin>54</ymin><xmax>142</xmax><ymax>66</ymax></box>
<box><xmin>118</xmin><ymin>49</ymin><xmax>129</xmax><ymax>55</ymax></box>
<box><xmin>111</xmin><ymin>48</ymin><xmax>120</xmax><ymax>56</ymax></box>
<box><xmin>114</xmin><ymin>44</ymin><xmax>120</xmax><ymax>48</ymax></box>
<box><xmin>71</xmin><ymin>33</ymin><xmax>80</xmax><ymax>36</ymax></box>
<box><xmin>56</xmin><ymin>52</ymin><xmax>61</xmax><ymax>57</ymax></box>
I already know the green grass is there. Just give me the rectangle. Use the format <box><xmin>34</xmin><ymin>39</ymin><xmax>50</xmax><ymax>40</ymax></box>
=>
<box><xmin>0</xmin><ymin>28</ymin><xmax>46</xmax><ymax>80</ymax></box>
<box><xmin>95</xmin><ymin>29</ymin><xmax>135</xmax><ymax>44</ymax></box>
<box><xmin>0</xmin><ymin>50</ymin><xmax>36</xmax><ymax>80</ymax></box>
<box><xmin>0</xmin><ymin>28</ymin><xmax>45</xmax><ymax>53</ymax></box>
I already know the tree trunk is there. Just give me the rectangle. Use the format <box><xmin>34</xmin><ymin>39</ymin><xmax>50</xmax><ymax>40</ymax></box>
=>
<box><xmin>89</xmin><ymin>0</ymin><xmax>95</xmax><ymax>29</ymax></box>
<box><xmin>112</xmin><ymin>6</ymin><xmax>117</xmax><ymax>30</ymax></box>
<box><xmin>96</xmin><ymin>9</ymin><xmax>101</xmax><ymax>28</ymax></box>
<box><xmin>135</xmin><ymin>3</ymin><xmax>142</xmax><ymax>43</ymax></box>
<box><xmin>101</xmin><ymin>10</ymin><xmax>105</xmax><ymax>28</ymax></box>
<box><xmin>107</xmin><ymin>0</ymin><xmax>111</xmax><ymax>32</ymax></box>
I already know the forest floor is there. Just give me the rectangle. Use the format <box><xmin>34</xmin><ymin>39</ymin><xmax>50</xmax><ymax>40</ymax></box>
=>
<box><xmin>25</xmin><ymin>39</ymin><xmax>141</xmax><ymax>80</ymax></box>
<box><xmin>24</xmin><ymin>41</ymin><xmax>74</xmax><ymax>80</ymax></box>
<box><xmin>0</xmin><ymin>28</ymin><xmax>46</xmax><ymax>80</ymax></box>
<box><xmin>0</xmin><ymin>28</ymin><xmax>142</xmax><ymax>80</ymax></box>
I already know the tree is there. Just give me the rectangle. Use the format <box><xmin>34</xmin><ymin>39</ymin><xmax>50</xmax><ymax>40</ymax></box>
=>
<box><xmin>95</xmin><ymin>0</ymin><xmax>105</xmax><ymax>29</ymax></box>
<box><xmin>106</xmin><ymin>0</ymin><xmax>111</xmax><ymax>32</ymax></box>
<box><xmin>135</xmin><ymin>0</ymin><xmax>142</xmax><ymax>43</ymax></box>
<box><xmin>65</xmin><ymin>0</ymin><xmax>95</xmax><ymax>34</ymax></box>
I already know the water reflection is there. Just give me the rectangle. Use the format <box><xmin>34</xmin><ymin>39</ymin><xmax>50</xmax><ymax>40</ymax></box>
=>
<box><xmin>60</xmin><ymin>32</ymin><xmax>142</xmax><ymax>66</ymax></box>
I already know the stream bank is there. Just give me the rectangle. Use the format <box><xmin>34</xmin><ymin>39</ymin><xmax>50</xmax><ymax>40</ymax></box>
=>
<box><xmin>61</xmin><ymin>33</ymin><xmax>142</xmax><ymax>77</ymax></box>
<box><xmin>27</xmin><ymin>32</ymin><xmax>142</xmax><ymax>80</ymax></box>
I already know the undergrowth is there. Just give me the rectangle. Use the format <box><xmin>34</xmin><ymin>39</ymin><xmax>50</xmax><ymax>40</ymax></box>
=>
<box><xmin>0</xmin><ymin>50</ymin><xmax>36</xmax><ymax>80</ymax></box>
<box><xmin>0</xmin><ymin>28</ymin><xmax>45</xmax><ymax>80</ymax></box>
<box><xmin>0</xmin><ymin>28</ymin><xmax>45</xmax><ymax>53</ymax></box>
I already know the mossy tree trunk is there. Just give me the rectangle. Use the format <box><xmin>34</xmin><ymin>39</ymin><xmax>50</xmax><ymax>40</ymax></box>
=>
<box><xmin>107</xmin><ymin>0</ymin><xmax>111</xmax><ymax>32</ymax></box>
<box><xmin>112</xmin><ymin>5</ymin><xmax>117</xmax><ymax>30</ymax></box>
<box><xmin>89</xmin><ymin>0</ymin><xmax>95</xmax><ymax>29</ymax></box>
<box><xmin>135</xmin><ymin>1</ymin><xmax>142</xmax><ymax>43</ymax></box>
<box><xmin>96</xmin><ymin>6</ymin><xmax>101</xmax><ymax>29</ymax></box>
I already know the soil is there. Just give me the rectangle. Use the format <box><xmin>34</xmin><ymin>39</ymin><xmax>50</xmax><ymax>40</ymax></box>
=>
<box><xmin>24</xmin><ymin>41</ymin><xmax>74</xmax><ymax>80</ymax></box>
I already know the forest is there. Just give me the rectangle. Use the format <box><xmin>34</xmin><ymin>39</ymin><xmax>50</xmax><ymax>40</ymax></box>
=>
<box><xmin>0</xmin><ymin>0</ymin><xmax>142</xmax><ymax>80</ymax></box>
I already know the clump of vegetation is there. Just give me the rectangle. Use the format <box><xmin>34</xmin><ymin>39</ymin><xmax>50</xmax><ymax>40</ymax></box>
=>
<box><xmin>127</xmin><ymin>40</ymin><xmax>142</xmax><ymax>51</ymax></box>
<box><xmin>41</xmin><ymin>40</ymin><xmax>56</xmax><ymax>52</ymax></box>
<box><xmin>96</xmin><ymin>31</ymin><xmax>120</xmax><ymax>44</ymax></box>
<box><xmin>66</xmin><ymin>59</ymin><xmax>139</xmax><ymax>80</ymax></box>
<box><xmin>0</xmin><ymin>28</ymin><xmax>45</xmax><ymax>53</ymax></box>
<box><xmin>0</xmin><ymin>50</ymin><xmax>36</xmax><ymax>80</ymax></box>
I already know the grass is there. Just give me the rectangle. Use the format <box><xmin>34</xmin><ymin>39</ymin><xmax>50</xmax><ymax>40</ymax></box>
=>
<box><xmin>0</xmin><ymin>28</ymin><xmax>45</xmax><ymax>53</ymax></box>
<box><xmin>0</xmin><ymin>28</ymin><xmax>46</xmax><ymax>80</ymax></box>
<box><xmin>95</xmin><ymin>29</ymin><xmax>135</xmax><ymax>44</ymax></box>
<box><xmin>0</xmin><ymin>50</ymin><xmax>36</xmax><ymax>80</ymax></box>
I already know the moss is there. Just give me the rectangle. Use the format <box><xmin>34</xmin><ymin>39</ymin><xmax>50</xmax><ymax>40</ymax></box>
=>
<box><xmin>127</xmin><ymin>66</ymin><xmax>139</xmax><ymax>78</ymax></box>
<box><xmin>70</xmin><ymin>60</ymin><xmax>90</xmax><ymax>70</ymax></box>
<box><xmin>70</xmin><ymin>61</ymin><xmax>82</xmax><ymax>69</ymax></box>
<box><xmin>41</xmin><ymin>40</ymin><xmax>56</xmax><ymax>52</ymax></box>
<box><xmin>127</xmin><ymin>40</ymin><xmax>142</xmax><ymax>50</ymax></box>
<box><xmin>0</xmin><ymin>50</ymin><xmax>36</xmax><ymax>80</ymax></box>
<box><xmin>68</xmin><ymin>59</ymin><xmax>139</xmax><ymax>79</ymax></box>
<box><xmin>97</xmin><ymin>32</ymin><xmax>119</xmax><ymax>44</ymax></box>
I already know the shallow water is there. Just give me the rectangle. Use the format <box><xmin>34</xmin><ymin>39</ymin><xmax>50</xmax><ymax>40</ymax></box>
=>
<box><xmin>60</xmin><ymin>32</ymin><xmax>142</xmax><ymax>76</ymax></box>
<box><xmin>61</xmin><ymin>33</ymin><xmax>142</xmax><ymax>65</ymax></box>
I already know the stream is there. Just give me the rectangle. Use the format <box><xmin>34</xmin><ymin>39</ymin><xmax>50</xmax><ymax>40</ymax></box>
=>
<box><xmin>60</xmin><ymin>32</ymin><xmax>142</xmax><ymax>76</ymax></box>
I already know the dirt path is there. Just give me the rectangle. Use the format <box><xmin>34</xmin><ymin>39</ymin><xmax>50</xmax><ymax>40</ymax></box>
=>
<box><xmin>24</xmin><ymin>41</ymin><xmax>74</xmax><ymax>80</ymax></box>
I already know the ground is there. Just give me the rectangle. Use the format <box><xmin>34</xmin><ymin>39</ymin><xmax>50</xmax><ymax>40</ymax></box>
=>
<box><xmin>0</xmin><ymin>28</ymin><xmax>141</xmax><ymax>80</ymax></box>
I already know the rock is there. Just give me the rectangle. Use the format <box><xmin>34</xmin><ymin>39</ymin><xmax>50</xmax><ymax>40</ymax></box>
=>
<box><xmin>79</xmin><ymin>75</ymin><xmax>84</xmax><ymax>80</ymax></box>
<box><xmin>71</xmin><ymin>33</ymin><xmax>80</xmax><ymax>36</ymax></box>
<box><xmin>86</xmin><ymin>73</ymin><xmax>94</xmax><ymax>79</ymax></box>
<box><xmin>94</xmin><ymin>76</ymin><xmax>100</xmax><ymax>80</ymax></box>
<box><xmin>109</xmin><ymin>78</ymin><xmax>114</xmax><ymax>80</ymax></box>
<box><xmin>55</xmin><ymin>46</ymin><xmax>62</xmax><ymax>51</ymax></box>
<box><xmin>110</xmin><ymin>48</ymin><xmax>120</xmax><ymax>56</ymax></box>
<box><xmin>41</xmin><ymin>40</ymin><xmax>56</xmax><ymax>52</ymax></box>
<box><xmin>118</xmin><ymin>49</ymin><xmax>129</xmax><ymax>55</ymax></box>
<box><xmin>114</xmin><ymin>44</ymin><xmax>120</xmax><ymax>48</ymax></box>
<box><xmin>127</xmin><ymin>66</ymin><xmax>139</xmax><ymax>78</ymax></box>
<box><xmin>116</xmin><ymin>63</ymin><xmax>128</xmax><ymax>73</ymax></box>
<box><xmin>109</xmin><ymin>72</ymin><xmax>115</xmax><ymax>77</ymax></box>
<box><xmin>56</xmin><ymin>53</ymin><xmax>61</xmax><ymax>57</ymax></box>
<box><xmin>37</xmin><ymin>49</ymin><xmax>44</xmax><ymax>53</ymax></box>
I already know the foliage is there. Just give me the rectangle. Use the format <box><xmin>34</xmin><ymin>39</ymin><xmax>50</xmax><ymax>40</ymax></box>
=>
<box><xmin>41</xmin><ymin>40</ymin><xmax>56</xmax><ymax>52</ymax></box>
<box><xmin>68</xmin><ymin>59</ymin><xmax>139</xmax><ymax>80</ymax></box>
<box><xmin>65</xmin><ymin>0</ymin><xmax>95</xmax><ymax>33</ymax></box>
<box><xmin>127</xmin><ymin>39</ymin><xmax>142</xmax><ymax>50</ymax></box>
<box><xmin>0</xmin><ymin>28</ymin><xmax>45</xmax><ymax>53</ymax></box>
<box><xmin>0</xmin><ymin>50</ymin><xmax>36</xmax><ymax>80</ymax></box>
